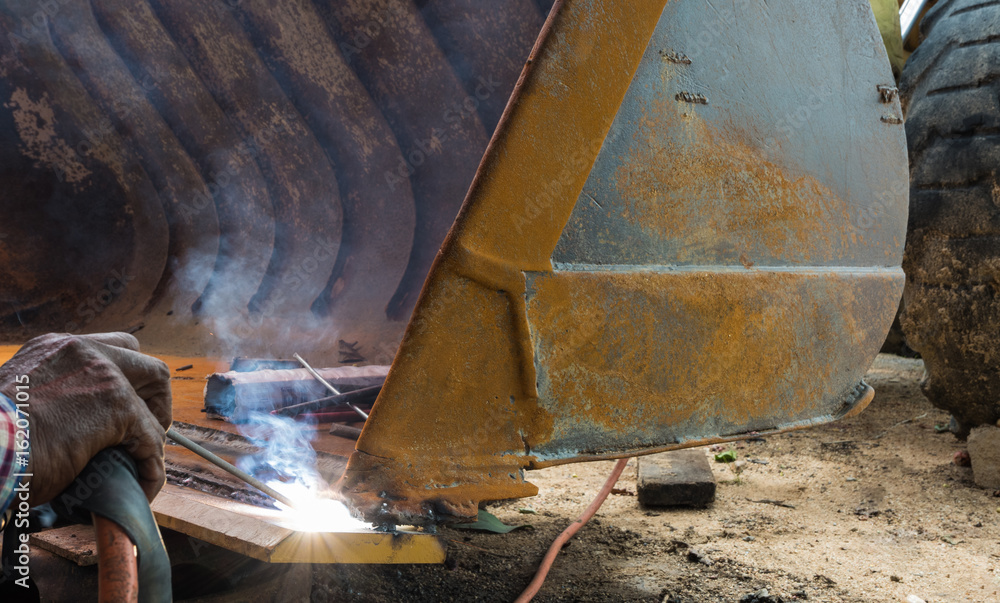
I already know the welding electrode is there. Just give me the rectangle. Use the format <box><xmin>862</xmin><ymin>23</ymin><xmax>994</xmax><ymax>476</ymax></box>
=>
<box><xmin>292</xmin><ymin>353</ymin><xmax>369</xmax><ymax>420</ymax></box>
<box><xmin>165</xmin><ymin>428</ymin><xmax>297</xmax><ymax>509</ymax></box>
<box><xmin>273</xmin><ymin>384</ymin><xmax>380</xmax><ymax>418</ymax></box>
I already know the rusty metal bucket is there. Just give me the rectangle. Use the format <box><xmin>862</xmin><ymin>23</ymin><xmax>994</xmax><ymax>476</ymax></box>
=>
<box><xmin>0</xmin><ymin>0</ymin><xmax>906</xmax><ymax>528</ymax></box>
<box><xmin>340</xmin><ymin>0</ymin><xmax>908</xmax><ymax>524</ymax></box>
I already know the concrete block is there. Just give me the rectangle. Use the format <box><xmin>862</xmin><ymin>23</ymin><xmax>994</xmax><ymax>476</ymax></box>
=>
<box><xmin>968</xmin><ymin>425</ymin><xmax>1000</xmax><ymax>489</ymax></box>
<box><xmin>637</xmin><ymin>448</ymin><xmax>716</xmax><ymax>507</ymax></box>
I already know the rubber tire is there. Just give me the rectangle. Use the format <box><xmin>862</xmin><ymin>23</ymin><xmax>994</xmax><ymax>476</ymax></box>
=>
<box><xmin>899</xmin><ymin>0</ymin><xmax>1000</xmax><ymax>437</ymax></box>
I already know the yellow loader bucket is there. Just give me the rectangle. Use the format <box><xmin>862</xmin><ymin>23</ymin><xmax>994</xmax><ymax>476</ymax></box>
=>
<box><xmin>0</xmin><ymin>0</ymin><xmax>905</xmax><ymax>526</ymax></box>
<box><xmin>340</xmin><ymin>0</ymin><xmax>907</xmax><ymax>524</ymax></box>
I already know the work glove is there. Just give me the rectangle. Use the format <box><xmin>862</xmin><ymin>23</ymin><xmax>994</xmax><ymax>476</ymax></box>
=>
<box><xmin>0</xmin><ymin>332</ymin><xmax>172</xmax><ymax>505</ymax></box>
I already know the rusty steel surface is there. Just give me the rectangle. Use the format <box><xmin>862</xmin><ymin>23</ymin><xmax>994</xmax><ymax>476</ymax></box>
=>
<box><xmin>341</xmin><ymin>0</ymin><xmax>908</xmax><ymax>525</ymax></box>
<box><xmin>0</xmin><ymin>0</ymin><xmax>543</xmax><ymax>366</ymax></box>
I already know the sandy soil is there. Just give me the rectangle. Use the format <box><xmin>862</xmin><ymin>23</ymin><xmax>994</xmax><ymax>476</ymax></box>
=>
<box><xmin>310</xmin><ymin>355</ymin><xmax>1000</xmax><ymax>602</ymax></box>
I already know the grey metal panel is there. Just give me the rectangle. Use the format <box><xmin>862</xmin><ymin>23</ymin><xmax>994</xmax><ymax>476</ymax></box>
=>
<box><xmin>553</xmin><ymin>0</ymin><xmax>908</xmax><ymax>268</ymax></box>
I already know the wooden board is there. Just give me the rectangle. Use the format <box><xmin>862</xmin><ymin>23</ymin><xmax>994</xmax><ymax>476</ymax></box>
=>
<box><xmin>637</xmin><ymin>448</ymin><xmax>717</xmax><ymax>507</ymax></box>
<box><xmin>151</xmin><ymin>485</ymin><xmax>444</xmax><ymax>564</ymax></box>
<box><xmin>30</xmin><ymin>525</ymin><xmax>99</xmax><ymax>566</ymax></box>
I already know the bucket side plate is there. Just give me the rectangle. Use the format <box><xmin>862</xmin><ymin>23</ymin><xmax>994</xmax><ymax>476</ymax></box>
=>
<box><xmin>340</xmin><ymin>0</ymin><xmax>907</xmax><ymax>524</ymax></box>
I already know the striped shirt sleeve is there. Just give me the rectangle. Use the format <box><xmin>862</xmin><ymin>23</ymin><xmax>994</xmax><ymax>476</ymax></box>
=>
<box><xmin>0</xmin><ymin>393</ymin><xmax>19</xmax><ymax>516</ymax></box>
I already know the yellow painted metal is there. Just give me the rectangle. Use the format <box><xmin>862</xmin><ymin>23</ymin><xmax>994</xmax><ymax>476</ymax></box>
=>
<box><xmin>340</xmin><ymin>0</ymin><xmax>907</xmax><ymax>526</ymax></box>
<box><xmin>269</xmin><ymin>531</ymin><xmax>444</xmax><ymax>565</ymax></box>
<box><xmin>522</xmin><ymin>270</ymin><xmax>894</xmax><ymax>457</ymax></box>
<box><xmin>340</xmin><ymin>0</ymin><xmax>671</xmax><ymax>524</ymax></box>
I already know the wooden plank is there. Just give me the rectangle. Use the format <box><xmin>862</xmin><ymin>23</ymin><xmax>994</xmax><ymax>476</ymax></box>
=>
<box><xmin>30</xmin><ymin>525</ymin><xmax>99</xmax><ymax>566</ymax></box>
<box><xmin>152</xmin><ymin>485</ymin><xmax>292</xmax><ymax>562</ymax></box>
<box><xmin>151</xmin><ymin>485</ymin><xmax>445</xmax><ymax>564</ymax></box>
<box><xmin>969</xmin><ymin>425</ymin><xmax>1000</xmax><ymax>489</ymax></box>
<box><xmin>637</xmin><ymin>448</ymin><xmax>717</xmax><ymax>507</ymax></box>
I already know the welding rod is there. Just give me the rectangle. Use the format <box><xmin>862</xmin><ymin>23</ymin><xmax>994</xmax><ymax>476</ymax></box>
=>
<box><xmin>165</xmin><ymin>427</ymin><xmax>298</xmax><ymax>509</ymax></box>
<box><xmin>273</xmin><ymin>384</ymin><xmax>380</xmax><ymax>418</ymax></box>
<box><xmin>292</xmin><ymin>353</ymin><xmax>369</xmax><ymax>420</ymax></box>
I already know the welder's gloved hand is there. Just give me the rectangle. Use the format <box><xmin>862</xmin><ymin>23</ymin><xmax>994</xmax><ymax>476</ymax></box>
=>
<box><xmin>0</xmin><ymin>332</ymin><xmax>172</xmax><ymax>505</ymax></box>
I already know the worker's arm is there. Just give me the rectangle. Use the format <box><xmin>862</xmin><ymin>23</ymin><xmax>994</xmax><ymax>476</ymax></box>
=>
<box><xmin>0</xmin><ymin>333</ymin><xmax>172</xmax><ymax>507</ymax></box>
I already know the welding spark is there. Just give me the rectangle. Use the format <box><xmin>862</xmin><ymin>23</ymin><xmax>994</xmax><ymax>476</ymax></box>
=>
<box><xmin>235</xmin><ymin>409</ymin><xmax>370</xmax><ymax>532</ymax></box>
<box><xmin>266</xmin><ymin>481</ymin><xmax>369</xmax><ymax>533</ymax></box>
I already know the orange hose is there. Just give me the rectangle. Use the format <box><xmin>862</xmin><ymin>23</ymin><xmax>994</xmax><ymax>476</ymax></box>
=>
<box><xmin>514</xmin><ymin>458</ymin><xmax>631</xmax><ymax>603</ymax></box>
<box><xmin>93</xmin><ymin>513</ymin><xmax>139</xmax><ymax>603</ymax></box>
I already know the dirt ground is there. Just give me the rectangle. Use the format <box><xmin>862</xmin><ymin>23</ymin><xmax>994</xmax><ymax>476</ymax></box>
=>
<box><xmin>16</xmin><ymin>354</ymin><xmax>997</xmax><ymax>602</ymax></box>
<box><xmin>309</xmin><ymin>354</ymin><xmax>1000</xmax><ymax>602</ymax></box>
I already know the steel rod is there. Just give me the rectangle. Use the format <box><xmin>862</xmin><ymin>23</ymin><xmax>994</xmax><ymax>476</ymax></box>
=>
<box><xmin>165</xmin><ymin>427</ymin><xmax>298</xmax><ymax>509</ymax></box>
<box><xmin>328</xmin><ymin>423</ymin><xmax>363</xmax><ymax>440</ymax></box>
<box><xmin>273</xmin><ymin>385</ymin><xmax>381</xmax><ymax>417</ymax></box>
<box><xmin>292</xmin><ymin>353</ymin><xmax>369</xmax><ymax>420</ymax></box>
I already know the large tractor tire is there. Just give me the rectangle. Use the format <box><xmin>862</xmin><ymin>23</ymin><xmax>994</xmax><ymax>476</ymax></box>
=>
<box><xmin>0</xmin><ymin>0</ymin><xmax>547</xmax><ymax>364</ymax></box>
<box><xmin>899</xmin><ymin>0</ymin><xmax>1000</xmax><ymax>436</ymax></box>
